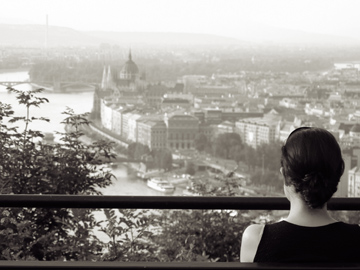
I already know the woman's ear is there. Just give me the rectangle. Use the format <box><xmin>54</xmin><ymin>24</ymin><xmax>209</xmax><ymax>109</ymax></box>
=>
<box><xmin>280</xmin><ymin>167</ymin><xmax>284</xmax><ymax>176</ymax></box>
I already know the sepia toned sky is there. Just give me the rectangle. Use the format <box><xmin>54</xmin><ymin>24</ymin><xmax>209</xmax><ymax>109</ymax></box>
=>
<box><xmin>1</xmin><ymin>0</ymin><xmax>360</xmax><ymax>39</ymax></box>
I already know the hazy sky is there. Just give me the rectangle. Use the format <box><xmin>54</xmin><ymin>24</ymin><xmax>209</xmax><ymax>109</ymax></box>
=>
<box><xmin>1</xmin><ymin>0</ymin><xmax>360</xmax><ymax>39</ymax></box>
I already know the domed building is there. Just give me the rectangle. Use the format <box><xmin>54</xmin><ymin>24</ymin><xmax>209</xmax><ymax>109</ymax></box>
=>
<box><xmin>100</xmin><ymin>49</ymin><xmax>146</xmax><ymax>92</ymax></box>
<box><xmin>119</xmin><ymin>51</ymin><xmax>140</xmax><ymax>81</ymax></box>
<box><xmin>93</xmin><ymin>50</ymin><xmax>146</xmax><ymax>120</ymax></box>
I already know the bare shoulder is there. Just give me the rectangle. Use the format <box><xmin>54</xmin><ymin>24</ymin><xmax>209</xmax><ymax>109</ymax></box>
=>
<box><xmin>240</xmin><ymin>224</ymin><xmax>265</xmax><ymax>262</ymax></box>
<box><xmin>243</xmin><ymin>224</ymin><xmax>264</xmax><ymax>238</ymax></box>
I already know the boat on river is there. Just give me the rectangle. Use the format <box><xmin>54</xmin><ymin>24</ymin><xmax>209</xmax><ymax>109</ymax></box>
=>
<box><xmin>147</xmin><ymin>177</ymin><xmax>175</xmax><ymax>193</ymax></box>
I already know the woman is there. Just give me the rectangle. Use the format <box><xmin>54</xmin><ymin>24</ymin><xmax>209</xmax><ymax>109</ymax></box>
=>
<box><xmin>240</xmin><ymin>127</ymin><xmax>360</xmax><ymax>262</ymax></box>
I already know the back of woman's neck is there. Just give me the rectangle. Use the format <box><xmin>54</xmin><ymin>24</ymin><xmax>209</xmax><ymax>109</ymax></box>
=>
<box><xmin>285</xmin><ymin>202</ymin><xmax>338</xmax><ymax>227</ymax></box>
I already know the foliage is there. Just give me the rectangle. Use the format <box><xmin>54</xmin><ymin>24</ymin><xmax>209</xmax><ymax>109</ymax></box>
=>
<box><xmin>330</xmin><ymin>211</ymin><xmax>360</xmax><ymax>224</ymax></box>
<box><xmin>151</xmin><ymin>209</ymin><xmax>249</xmax><ymax>262</ymax></box>
<box><xmin>193</xmin><ymin>134</ymin><xmax>208</xmax><ymax>152</ymax></box>
<box><xmin>100</xmin><ymin>209</ymin><xmax>157</xmax><ymax>261</ymax></box>
<box><xmin>0</xmin><ymin>87</ymin><xmax>116</xmax><ymax>260</ymax></box>
<box><xmin>29</xmin><ymin>60</ymin><xmax>103</xmax><ymax>83</ymax></box>
<box><xmin>150</xmin><ymin>171</ymin><xmax>251</xmax><ymax>262</ymax></box>
<box><xmin>213</xmin><ymin>133</ymin><xmax>242</xmax><ymax>159</ymax></box>
<box><xmin>241</xmin><ymin>142</ymin><xmax>283</xmax><ymax>192</ymax></box>
<box><xmin>185</xmin><ymin>161</ymin><xmax>196</xmax><ymax>176</ymax></box>
<box><xmin>204</xmin><ymin>132</ymin><xmax>281</xmax><ymax>175</ymax></box>
<box><xmin>238</xmin><ymin>145</ymin><xmax>257</xmax><ymax>171</ymax></box>
<box><xmin>249</xmin><ymin>169</ymin><xmax>283</xmax><ymax>194</ymax></box>
<box><xmin>127</xmin><ymin>143</ymin><xmax>174</xmax><ymax>172</ymax></box>
<box><xmin>190</xmin><ymin>169</ymin><xmax>241</xmax><ymax>197</ymax></box>
<box><xmin>127</xmin><ymin>142</ymin><xmax>150</xmax><ymax>160</ymax></box>
<box><xmin>255</xmin><ymin>142</ymin><xmax>282</xmax><ymax>172</ymax></box>
<box><xmin>229</xmin><ymin>145</ymin><xmax>243</xmax><ymax>166</ymax></box>
<box><xmin>202</xmin><ymin>130</ymin><xmax>282</xmax><ymax>191</ymax></box>
<box><xmin>149</xmin><ymin>148</ymin><xmax>173</xmax><ymax>172</ymax></box>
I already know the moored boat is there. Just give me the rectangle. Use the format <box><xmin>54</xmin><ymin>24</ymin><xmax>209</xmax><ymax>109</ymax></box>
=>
<box><xmin>147</xmin><ymin>178</ymin><xmax>175</xmax><ymax>193</ymax></box>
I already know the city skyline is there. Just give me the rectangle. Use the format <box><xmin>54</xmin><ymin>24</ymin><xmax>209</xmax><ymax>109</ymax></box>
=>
<box><xmin>1</xmin><ymin>0</ymin><xmax>360</xmax><ymax>42</ymax></box>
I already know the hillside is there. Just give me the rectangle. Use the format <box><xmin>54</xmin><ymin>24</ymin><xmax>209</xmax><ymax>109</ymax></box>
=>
<box><xmin>1</xmin><ymin>23</ymin><xmax>360</xmax><ymax>48</ymax></box>
<box><xmin>0</xmin><ymin>24</ymin><xmax>244</xmax><ymax>47</ymax></box>
<box><xmin>0</xmin><ymin>24</ymin><xmax>103</xmax><ymax>47</ymax></box>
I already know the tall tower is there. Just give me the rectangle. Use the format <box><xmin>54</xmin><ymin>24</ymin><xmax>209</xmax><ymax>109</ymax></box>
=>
<box><xmin>101</xmin><ymin>66</ymin><xmax>107</xmax><ymax>89</ymax></box>
<box><xmin>45</xmin><ymin>14</ymin><xmax>48</xmax><ymax>58</ymax></box>
<box><xmin>106</xmin><ymin>65</ymin><xmax>115</xmax><ymax>89</ymax></box>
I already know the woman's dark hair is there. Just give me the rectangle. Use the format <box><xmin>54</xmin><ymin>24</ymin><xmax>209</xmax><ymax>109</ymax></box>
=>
<box><xmin>281</xmin><ymin>127</ymin><xmax>344</xmax><ymax>209</ymax></box>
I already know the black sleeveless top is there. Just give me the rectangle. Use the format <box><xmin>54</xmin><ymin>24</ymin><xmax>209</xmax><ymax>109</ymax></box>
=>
<box><xmin>254</xmin><ymin>221</ymin><xmax>360</xmax><ymax>262</ymax></box>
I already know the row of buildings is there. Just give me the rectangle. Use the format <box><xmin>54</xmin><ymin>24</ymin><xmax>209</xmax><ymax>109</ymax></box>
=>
<box><xmin>92</xmin><ymin>54</ymin><xmax>360</xmax><ymax>197</ymax></box>
<box><xmin>93</xmin><ymin>52</ymin><xmax>295</xmax><ymax>150</ymax></box>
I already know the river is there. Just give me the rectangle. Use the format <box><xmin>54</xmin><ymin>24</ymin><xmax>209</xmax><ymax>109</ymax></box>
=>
<box><xmin>0</xmin><ymin>71</ymin><xmax>93</xmax><ymax>139</ymax></box>
<box><xmin>0</xmin><ymin>70</ymin><xmax>185</xmax><ymax>197</ymax></box>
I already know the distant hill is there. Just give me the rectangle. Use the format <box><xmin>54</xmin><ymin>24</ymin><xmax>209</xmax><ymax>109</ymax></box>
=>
<box><xmin>0</xmin><ymin>24</ymin><xmax>104</xmax><ymax>47</ymax></box>
<box><xmin>0</xmin><ymin>24</ymin><xmax>244</xmax><ymax>47</ymax></box>
<box><xmin>85</xmin><ymin>31</ymin><xmax>244</xmax><ymax>46</ymax></box>
<box><xmin>230</xmin><ymin>21</ymin><xmax>360</xmax><ymax>46</ymax></box>
<box><xmin>0</xmin><ymin>23</ymin><xmax>359</xmax><ymax>48</ymax></box>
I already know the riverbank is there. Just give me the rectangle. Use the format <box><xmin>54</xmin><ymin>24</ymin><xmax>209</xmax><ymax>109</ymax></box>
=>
<box><xmin>0</xmin><ymin>67</ymin><xmax>30</xmax><ymax>74</ymax></box>
<box><xmin>30</xmin><ymin>82</ymin><xmax>54</xmax><ymax>92</ymax></box>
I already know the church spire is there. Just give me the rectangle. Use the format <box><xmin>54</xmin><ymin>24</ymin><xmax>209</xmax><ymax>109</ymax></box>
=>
<box><xmin>106</xmin><ymin>65</ymin><xmax>114</xmax><ymax>89</ymax></box>
<box><xmin>101</xmin><ymin>66</ymin><xmax>107</xmax><ymax>89</ymax></box>
<box><xmin>128</xmin><ymin>49</ymin><xmax>132</xmax><ymax>61</ymax></box>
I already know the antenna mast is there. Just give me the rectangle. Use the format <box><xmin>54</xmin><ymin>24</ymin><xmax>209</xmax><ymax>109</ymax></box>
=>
<box><xmin>45</xmin><ymin>14</ymin><xmax>48</xmax><ymax>57</ymax></box>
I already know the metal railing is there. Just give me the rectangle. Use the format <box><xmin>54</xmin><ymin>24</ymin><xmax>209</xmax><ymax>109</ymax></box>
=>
<box><xmin>1</xmin><ymin>195</ymin><xmax>360</xmax><ymax>210</ymax></box>
<box><xmin>0</xmin><ymin>261</ymin><xmax>359</xmax><ymax>270</ymax></box>
<box><xmin>0</xmin><ymin>195</ymin><xmax>359</xmax><ymax>270</ymax></box>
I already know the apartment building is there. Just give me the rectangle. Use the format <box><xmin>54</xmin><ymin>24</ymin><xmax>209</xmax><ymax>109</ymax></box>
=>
<box><xmin>128</xmin><ymin>113</ymin><xmax>142</xmax><ymax>143</ymax></box>
<box><xmin>145</xmin><ymin>84</ymin><xmax>169</xmax><ymax>108</ymax></box>
<box><xmin>235</xmin><ymin>113</ymin><xmax>281</xmax><ymax>149</ymax></box>
<box><xmin>348</xmin><ymin>166</ymin><xmax>360</xmax><ymax>197</ymax></box>
<box><xmin>137</xmin><ymin>119</ymin><xmax>167</xmax><ymax>149</ymax></box>
<box><xmin>100</xmin><ymin>100</ymin><xmax>115</xmax><ymax>131</ymax></box>
<box><xmin>111</xmin><ymin>106</ymin><xmax>124</xmax><ymax>136</ymax></box>
<box><xmin>215</xmin><ymin>121</ymin><xmax>235</xmax><ymax>136</ymax></box>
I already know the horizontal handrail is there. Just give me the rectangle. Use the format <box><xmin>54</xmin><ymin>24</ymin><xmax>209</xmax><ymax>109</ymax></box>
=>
<box><xmin>0</xmin><ymin>195</ymin><xmax>359</xmax><ymax>210</ymax></box>
<box><xmin>0</xmin><ymin>261</ymin><xmax>359</xmax><ymax>270</ymax></box>
<box><xmin>0</xmin><ymin>196</ymin><xmax>359</xmax><ymax>269</ymax></box>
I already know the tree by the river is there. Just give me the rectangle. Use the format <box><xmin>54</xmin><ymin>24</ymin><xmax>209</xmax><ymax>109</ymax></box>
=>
<box><xmin>0</xmin><ymin>87</ymin><xmax>115</xmax><ymax>260</ymax></box>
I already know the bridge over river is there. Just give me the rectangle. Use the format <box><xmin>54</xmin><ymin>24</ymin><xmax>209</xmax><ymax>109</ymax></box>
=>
<box><xmin>0</xmin><ymin>80</ymin><xmax>99</xmax><ymax>92</ymax></box>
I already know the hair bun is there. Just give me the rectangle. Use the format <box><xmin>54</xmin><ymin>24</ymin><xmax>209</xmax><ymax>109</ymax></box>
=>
<box><xmin>302</xmin><ymin>172</ymin><xmax>322</xmax><ymax>183</ymax></box>
<box><xmin>301</xmin><ymin>171</ymin><xmax>333</xmax><ymax>209</ymax></box>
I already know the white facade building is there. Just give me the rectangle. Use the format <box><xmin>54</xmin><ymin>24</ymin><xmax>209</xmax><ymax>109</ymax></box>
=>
<box><xmin>235</xmin><ymin>114</ymin><xmax>280</xmax><ymax>149</ymax></box>
<box><xmin>100</xmin><ymin>100</ymin><xmax>114</xmax><ymax>131</ymax></box>
<box><xmin>347</xmin><ymin>149</ymin><xmax>360</xmax><ymax>197</ymax></box>
<box><xmin>128</xmin><ymin>113</ymin><xmax>142</xmax><ymax>143</ymax></box>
